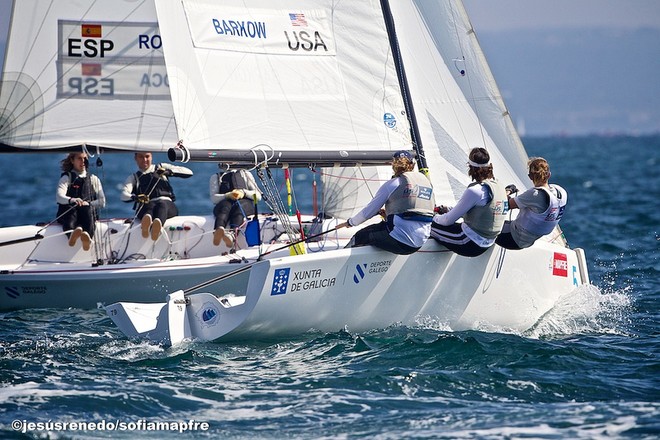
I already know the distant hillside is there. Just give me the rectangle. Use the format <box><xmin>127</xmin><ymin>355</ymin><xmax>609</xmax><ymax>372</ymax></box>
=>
<box><xmin>477</xmin><ymin>27</ymin><xmax>660</xmax><ymax>136</ymax></box>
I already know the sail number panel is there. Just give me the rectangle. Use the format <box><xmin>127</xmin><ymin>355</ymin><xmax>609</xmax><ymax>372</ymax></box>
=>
<box><xmin>56</xmin><ymin>20</ymin><xmax>169</xmax><ymax>100</ymax></box>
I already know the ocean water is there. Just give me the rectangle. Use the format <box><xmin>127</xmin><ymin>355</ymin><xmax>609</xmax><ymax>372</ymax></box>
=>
<box><xmin>0</xmin><ymin>135</ymin><xmax>658</xmax><ymax>439</ymax></box>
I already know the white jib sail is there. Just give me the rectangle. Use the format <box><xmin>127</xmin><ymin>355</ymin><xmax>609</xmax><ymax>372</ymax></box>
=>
<box><xmin>389</xmin><ymin>0</ymin><xmax>530</xmax><ymax>205</ymax></box>
<box><xmin>322</xmin><ymin>0</ymin><xmax>534</xmax><ymax>218</ymax></box>
<box><xmin>0</xmin><ymin>0</ymin><xmax>177</xmax><ymax>151</ymax></box>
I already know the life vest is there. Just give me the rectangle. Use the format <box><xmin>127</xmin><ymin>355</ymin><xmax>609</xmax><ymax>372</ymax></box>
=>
<box><xmin>515</xmin><ymin>184</ymin><xmax>567</xmax><ymax>236</ymax></box>
<box><xmin>61</xmin><ymin>171</ymin><xmax>97</xmax><ymax>203</ymax></box>
<box><xmin>218</xmin><ymin>170</ymin><xmax>248</xmax><ymax>194</ymax></box>
<box><xmin>385</xmin><ymin>171</ymin><xmax>434</xmax><ymax>221</ymax></box>
<box><xmin>132</xmin><ymin>166</ymin><xmax>175</xmax><ymax>201</ymax></box>
<box><xmin>463</xmin><ymin>179</ymin><xmax>508</xmax><ymax>239</ymax></box>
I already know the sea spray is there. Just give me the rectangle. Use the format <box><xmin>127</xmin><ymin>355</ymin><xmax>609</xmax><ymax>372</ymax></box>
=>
<box><xmin>526</xmin><ymin>284</ymin><xmax>633</xmax><ymax>339</ymax></box>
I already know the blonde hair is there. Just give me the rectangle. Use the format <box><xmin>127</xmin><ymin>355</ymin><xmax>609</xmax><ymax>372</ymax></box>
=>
<box><xmin>527</xmin><ymin>157</ymin><xmax>550</xmax><ymax>185</ymax></box>
<box><xmin>392</xmin><ymin>157</ymin><xmax>415</xmax><ymax>176</ymax></box>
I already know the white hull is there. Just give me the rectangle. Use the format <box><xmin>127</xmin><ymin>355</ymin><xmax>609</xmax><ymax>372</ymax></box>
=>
<box><xmin>107</xmin><ymin>238</ymin><xmax>590</xmax><ymax>344</ymax></box>
<box><xmin>0</xmin><ymin>214</ymin><xmax>348</xmax><ymax>310</ymax></box>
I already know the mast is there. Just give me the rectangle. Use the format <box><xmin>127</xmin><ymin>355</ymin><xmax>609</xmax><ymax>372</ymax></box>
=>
<box><xmin>380</xmin><ymin>0</ymin><xmax>429</xmax><ymax>175</ymax></box>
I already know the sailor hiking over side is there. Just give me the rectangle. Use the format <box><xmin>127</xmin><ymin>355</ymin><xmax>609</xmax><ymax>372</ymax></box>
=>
<box><xmin>496</xmin><ymin>157</ymin><xmax>568</xmax><ymax>250</ymax></box>
<box><xmin>430</xmin><ymin>147</ymin><xmax>508</xmax><ymax>257</ymax></box>
<box><xmin>338</xmin><ymin>150</ymin><xmax>434</xmax><ymax>255</ymax></box>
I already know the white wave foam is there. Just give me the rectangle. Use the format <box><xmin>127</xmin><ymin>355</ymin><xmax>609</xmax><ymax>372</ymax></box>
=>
<box><xmin>98</xmin><ymin>339</ymin><xmax>171</xmax><ymax>361</ymax></box>
<box><xmin>525</xmin><ymin>284</ymin><xmax>633</xmax><ymax>339</ymax></box>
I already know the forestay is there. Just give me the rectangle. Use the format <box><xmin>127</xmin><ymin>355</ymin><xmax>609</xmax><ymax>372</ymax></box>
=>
<box><xmin>0</xmin><ymin>0</ymin><xmax>176</xmax><ymax>151</ymax></box>
<box><xmin>155</xmin><ymin>0</ymin><xmax>412</xmax><ymax>158</ymax></box>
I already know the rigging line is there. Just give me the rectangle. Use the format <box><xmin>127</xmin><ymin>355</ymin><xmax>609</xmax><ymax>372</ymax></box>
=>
<box><xmin>182</xmin><ymin>225</ymin><xmax>342</xmax><ymax>295</ymax></box>
<box><xmin>94</xmin><ymin>158</ymin><xmax>116</xmax><ymax>262</ymax></box>
<box><xmin>259</xmin><ymin>168</ymin><xmax>299</xmax><ymax>243</ymax></box>
<box><xmin>36</xmin><ymin>162</ymin><xmax>110</xmax><ymax>239</ymax></box>
<box><xmin>15</xmin><ymin>230</ymin><xmax>75</xmax><ymax>271</ymax></box>
<box><xmin>250</xmin><ymin>144</ymin><xmax>276</xmax><ymax>170</ymax></box>
<box><xmin>256</xmin><ymin>168</ymin><xmax>277</xmax><ymax>213</ymax></box>
<box><xmin>287</xmin><ymin>168</ymin><xmax>304</xmax><ymax>215</ymax></box>
<box><xmin>79</xmin><ymin>165</ymin><xmax>103</xmax><ymax>261</ymax></box>
<box><xmin>117</xmin><ymin>169</ymin><xmax>165</xmax><ymax>235</ymax></box>
<box><xmin>92</xmin><ymin>199</ymin><xmax>105</xmax><ymax>263</ymax></box>
<box><xmin>495</xmin><ymin>247</ymin><xmax>506</xmax><ymax>278</ymax></box>
<box><xmin>448</xmin><ymin>0</ymin><xmax>487</xmax><ymax>149</ymax></box>
<box><xmin>311</xmin><ymin>168</ymin><xmax>389</xmax><ymax>182</ymax></box>
<box><xmin>357</xmin><ymin>166</ymin><xmax>377</xmax><ymax>199</ymax></box>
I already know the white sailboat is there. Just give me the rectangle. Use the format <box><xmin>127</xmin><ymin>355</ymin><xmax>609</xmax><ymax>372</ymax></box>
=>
<box><xmin>103</xmin><ymin>0</ymin><xmax>590</xmax><ymax>345</ymax></box>
<box><xmin>0</xmin><ymin>0</ymin><xmax>335</xmax><ymax>310</ymax></box>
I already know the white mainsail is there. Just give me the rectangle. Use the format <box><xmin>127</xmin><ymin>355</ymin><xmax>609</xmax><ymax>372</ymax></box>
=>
<box><xmin>0</xmin><ymin>0</ymin><xmax>177</xmax><ymax>151</ymax></box>
<box><xmin>155</xmin><ymin>0</ymin><xmax>412</xmax><ymax>160</ymax></box>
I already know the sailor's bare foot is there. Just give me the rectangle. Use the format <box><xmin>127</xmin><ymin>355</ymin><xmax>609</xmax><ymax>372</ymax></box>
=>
<box><xmin>80</xmin><ymin>232</ymin><xmax>92</xmax><ymax>251</ymax></box>
<box><xmin>141</xmin><ymin>214</ymin><xmax>152</xmax><ymax>238</ymax></box>
<box><xmin>213</xmin><ymin>227</ymin><xmax>224</xmax><ymax>246</ymax></box>
<box><xmin>68</xmin><ymin>227</ymin><xmax>83</xmax><ymax>247</ymax></box>
<box><xmin>150</xmin><ymin>218</ymin><xmax>162</xmax><ymax>241</ymax></box>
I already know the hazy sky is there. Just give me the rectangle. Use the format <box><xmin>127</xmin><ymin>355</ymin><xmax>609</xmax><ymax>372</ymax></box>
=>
<box><xmin>1</xmin><ymin>0</ymin><xmax>659</xmax><ymax>41</ymax></box>
<box><xmin>1</xmin><ymin>0</ymin><xmax>658</xmax><ymax>55</ymax></box>
<box><xmin>463</xmin><ymin>0</ymin><xmax>660</xmax><ymax>31</ymax></box>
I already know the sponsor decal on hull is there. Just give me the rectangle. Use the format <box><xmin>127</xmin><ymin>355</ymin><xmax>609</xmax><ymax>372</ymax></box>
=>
<box><xmin>4</xmin><ymin>285</ymin><xmax>48</xmax><ymax>299</ymax></box>
<box><xmin>271</xmin><ymin>268</ymin><xmax>290</xmax><ymax>295</ymax></box>
<box><xmin>197</xmin><ymin>301</ymin><xmax>220</xmax><ymax>327</ymax></box>
<box><xmin>552</xmin><ymin>252</ymin><xmax>568</xmax><ymax>277</ymax></box>
<box><xmin>353</xmin><ymin>259</ymin><xmax>392</xmax><ymax>284</ymax></box>
<box><xmin>270</xmin><ymin>267</ymin><xmax>337</xmax><ymax>295</ymax></box>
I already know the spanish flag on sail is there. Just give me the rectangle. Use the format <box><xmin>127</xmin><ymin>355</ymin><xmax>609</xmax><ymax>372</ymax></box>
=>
<box><xmin>81</xmin><ymin>24</ymin><xmax>102</xmax><ymax>38</ymax></box>
<box><xmin>81</xmin><ymin>63</ymin><xmax>102</xmax><ymax>76</ymax></box>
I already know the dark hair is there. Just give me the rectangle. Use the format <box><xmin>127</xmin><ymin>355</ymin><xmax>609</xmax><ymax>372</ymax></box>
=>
<box><xmin>467</xmin><ymin>147</ymin><xmax>494</xmax><ymax>181</ymax></box>
<box><xmin>60</xmin><ymin>152</ymin><xmax>87</xmax><ymax>173</ymax></box>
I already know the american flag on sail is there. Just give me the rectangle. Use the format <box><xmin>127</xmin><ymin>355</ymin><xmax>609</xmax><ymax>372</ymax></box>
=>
<box><xmin>289</xmin><ymin>13</ymin><xmax>308</xmax><ymax>27</ymax></box>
